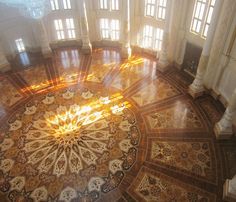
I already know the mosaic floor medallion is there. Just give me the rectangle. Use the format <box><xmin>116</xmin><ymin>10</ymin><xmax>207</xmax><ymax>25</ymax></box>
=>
<box><xmin>0</xmin><ymin>85</ymin><xmax>141</xmax><ymax>201</ymax></box>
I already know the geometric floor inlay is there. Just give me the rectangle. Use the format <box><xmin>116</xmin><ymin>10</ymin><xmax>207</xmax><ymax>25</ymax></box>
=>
<box><xmin>143</xmin><ymin>100</ymin><xmax>205</xmax><ymax>132</ymax></box>
<box><xmin>146</xmin><ymin>138</ymin><xmax>217</xmax><ymax>184</ymax></box>
<box><xmin>18</xmin><ymin>65</ymin><xmax>51</xmax><ymax>92</ymax></box>
<box><xmin>130</xmin><ymin>167</ymin><xmax>216</xmax><ymax>201</ymax></box>
<box><xmin>0</xmin><ymin>77</ymin><xmax>23</xmax><ymax>108</ymax></box>
<box><xmin>0</xmin><ymin>48</ymin><xmax>232</xmax><ymax>201</ymax></box>
<box><xmin>0</xmin><ymin>85</ymin><xmax>141</xmax><ymax>201</ymax></box>
<box><xmin>131</xmin><ymin>77</ymin><xmax>181</xmax><ymax>107</ymax></box>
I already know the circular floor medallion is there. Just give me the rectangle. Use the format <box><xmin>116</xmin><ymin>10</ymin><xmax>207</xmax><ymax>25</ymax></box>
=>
<box><xmin>0</xmin><ymin>86</ymin><xmax>141</xmax><ymax>201</ymax></box>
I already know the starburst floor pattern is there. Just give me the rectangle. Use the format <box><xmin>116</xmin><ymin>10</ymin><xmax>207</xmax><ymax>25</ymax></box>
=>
<box><xmin>0</xmin><ymin>85</ymin><xmax>140</xmax><ymax>201</ymax></box>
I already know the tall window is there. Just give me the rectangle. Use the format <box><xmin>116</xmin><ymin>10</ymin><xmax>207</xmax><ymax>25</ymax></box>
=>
<box><xmin>100</xmin><ymin>18</ymin><xmax>120</xmax><ymax>40</ymax></box>
<box><xmin>50</xmin><ymin>0</ymin><xmax>59</xmax><ymax>10</ymax></box>
<box><xmin>99</xmin><ymin>0</ymin><xmax>119</xmax><ymax>11</ymax></box>
<box><xmin>15</xmin><ymin>38</ymin><xmax>25</xmax><ymax>52</ymax></box>
<box><xmin>99</xmin><ymin>0</ymin><xmax>108</xmax><ymax>9</ymax></box>
<box><xmin>145</xmin><ymin>0</ymin><xmax>167</xmax><ymax>20</ymax></box>
<box><xmin>143</xmin><ymin>25</ymin><xmax>153</xmax><ymax>49</ymax></box>
<box><xmin>63</xmin><ymin>0</ymin><xmax>71</xmax><ymax>9</ymax></box>
<box><xmin>111</xmin><ymin>0</ymin><xmax>119</xmax><ymax>10</ymax></box>
<box><xmin>190</xmin><ymin>0</ymin><xmax>216</xmax><ymax>38</ymax></box>
<box><xmin>155</xmin><ymin>28</ymin><xmax>163</xmax><ymax>50</ymax></box>
<box><xmin>54</xmin><ymin>19</ymin><xmax>65</xmax><ymax>40</ymax></box>
<box><xmin>66</xmin><ymin>18</ymin><xmax>76</xmax><ymax>39</ymax></box>
<box><xmin>142</xmin><ymin>25</ymin><xmax>164</xmax><ymax>51</ymax></box>
<box><xmin>54</xmin><ymin>19</ymin><xmax>76</xmax><ymax>40</ymax></box>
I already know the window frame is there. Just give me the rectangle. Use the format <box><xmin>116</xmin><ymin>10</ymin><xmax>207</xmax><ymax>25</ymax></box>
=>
<box><xmin>142</xmin><ymin>25</ymin><xmax>164</xmax><ymax>51</ymax></box>
<box><xmin>99</xmin><ymin>18</ymin><xmax>120</xmax><ymax>41</ymax></box>
<box><xmin>190</xmin><ymin>0</ymin><xmax>216</xmax><ymax>39</ymax></box>
<box><xmin>144</xmin><ymin>0</ymin><xmax>167</xmax><ymax>20</ymax></box>
<box><xmin>65</xmin><ymin>18</ymin><xmax>76</xmax><ymax>39</ymax></box>
<box><xmin>63</xmin><ymin>0</ymin><xmax>72</xmax><ymax>9</ymax></box>
<box><xmin>99</xmin><ymin>0</ymin><xmax>119</xmax><ymax>11</ymax></box>
<box><xmin>50</xmin><ymin>0</ymin><xmax>59</xmax><ymax>11</ymax></box>
<box><xmin>54</xmin><ymin>19</ymin><xmax>65</xmax><ymax>40</ymax></box>
<box><xmin>15</xmin><ymin>38</ymin><xmax>25</xmax><ymax>53</ymax></box>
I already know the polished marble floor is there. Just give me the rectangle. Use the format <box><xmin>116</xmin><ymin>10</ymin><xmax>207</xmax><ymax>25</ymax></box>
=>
<box><xmin>0</xmin><ymin>48</ymin><xmax>235</xmax><ymax>202</ymax></box>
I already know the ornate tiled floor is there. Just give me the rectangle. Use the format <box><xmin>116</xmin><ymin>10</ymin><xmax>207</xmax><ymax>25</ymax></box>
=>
<box><xmin>0</xmin><ymin>48</ymin><xmax>235</xmax><ymax>201</ymax></box>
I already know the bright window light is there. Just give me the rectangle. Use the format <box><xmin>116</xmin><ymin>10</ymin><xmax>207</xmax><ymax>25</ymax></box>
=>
<box><xmin>99</xmin><ymin>0</ymin><xmax>119</xmax><ymax>11</ymax></box>
<box><xmin>66</xmin><ymin>18</ymin><xmax>76</xmax><ymax>39</ymax></box>
<box><xmin>50</xmin><ymin>0</ymin><xmax>59</xmax><ymax>11</ymax></box>
<box><xmin>15</xmin><ymin>38</ymin><xmax>25</xmax><ymax>52</ymax></box>
<box><xmin>143</xmin><ymin>25</ymin><xmax>153</xmax><ymax>48</ymax></box>
<box><xmin>100</xmin><ymin>18</ymin><xmax>110</xmax><ymax>39</ymax></box>
<box><xmin>145</xmin><ymin>0</ymin><xmax>167</xmax><ymax>20</ymax></box>
<box><xmin>141</xmin><ymin>25</ymin><xmax>163</xmax><ymax>51</ymax></box>
<box><xmin>111</xmin><ymin>0</ymin><xmax>119</xmax><ymax>10</ymax></box>
<box><xmin>157</xmin><ymin>0</ymin><xmax>167</xmax><ymax>19</ymax></box>
<box><xmin>63</xmin><ymin>0</ymin><xmax>71</xmax><ymax>9</ymax></box>
<box><xmin>145</xmin><ymin>0</ymin><xmax>155</xmax><ymax>17</ymax></box>
<box><xmin>155</xmin><ymin>28</ymin><xmax>163</xmax><ymax>50</ymax></box>
<box><xmin>110</xmin><ymin>19</ymin><xmax>119</xmax><ymax>40</ymax></box>
<box><xmin>99</xmin><ymin>0</ymin><xmax>108</xmax><ymax>9</ymax></box>
<box><xmin>54</xmin><ymin>19</ymin><xmax>65</xmax><ymax>40</ymax></box>
<box><xmin>100</xmin><ymin>18</ymin><xmax>120</xmax><ymax>40</ymax></box>
<box><xmin>190</xmin><ymin>0</ymin><xmax>216</xmax><ymax>38</ymax></box>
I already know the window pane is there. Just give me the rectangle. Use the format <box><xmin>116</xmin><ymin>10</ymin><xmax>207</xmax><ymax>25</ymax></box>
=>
<box><xmin>50</xmin><ymin>0</ymin><xmax>59</xmax><ymax>10</ymax></box>
<box><xmin>157</xmin><ymin>0</ymin><xmax>166</xmax><ymax>20</ymax></box>
<box><xmin>143</xmin><ymin>25</ymin><xmax>153</xmax><ymax>48</ymax></box>
<box><xmin>54</xmin><ymin>19</ymin><xmax>65</xmax><ymax>40</ymax></box>
<box><xmin>111</xmin><ymin>19</ymin><xmax>119</xmax><ymax>40</ymax></box>
<box><xmin>100</xmin><ymin>0</ymin><xmax>108</xmax><ymax>9</ymax></box>
<box><xmin>190</xmin><ymin>0</ymin><xmax>209</xmax><ymax>34</ymax></box>
<box><xmin>111</xmin><ymin>0</ymin><xmax>119</xmax><ymax>10</ymax></box>
<box><xmin>15</xmin><ymin>38</ymin><xmax>25</xmax><ymax>52</ymax></box>
<box><xmin>63</xmin><ymin>0</ymin><xmax>71</xmax><ymax>9</ymax></box>
<box><xmin>155</xmin><ymin>28</ymin><xmax>163</xmax><ymax>50</ymax></box>
<box><xmin>145</xmin><ymin>0</ymin><xmax>155</xmax><ymax>17</ymax></box>
<box><xmin>66</xmin><ymin>18</ymin><xmax>76</xmax><ymax>39</ymax></box>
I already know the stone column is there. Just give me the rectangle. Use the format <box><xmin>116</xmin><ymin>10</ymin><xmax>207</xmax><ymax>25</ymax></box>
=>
<box><xmin>0</xmin><ymin>45</ymin><xmax>10</xmax><ymax>72</ymax></box>
<box><xmin>121</xmin><ymin>0</ymin><xmax>131</xmax><ymax>59</ymax></box>
<box><xmin>188</xmin><ymin>0</ymin><xmax>222</xmax><ymax>98</ymax></box>
<box><xmin>156</xmin><ymin>0</ymin><xmax>172</xmax><ymax>72</ymax></box>
<box><xmin>79</xmin><ymin>0</ymin><xmax>92</xmax><ymax>54</ymax></box>
<box><xmin>223</xmin><ymin>175</ymin><xmax>236</xmax><ymax>201</ymax></box>
<box><xmin>37</xmin><ymin>19</ymin><xmax>52</xmax><ymax>58</ymax></box>
<box><xmin>214</xmin><ymin>88</ymin><xmax>236</xmax><ymax>139</ymax></box>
